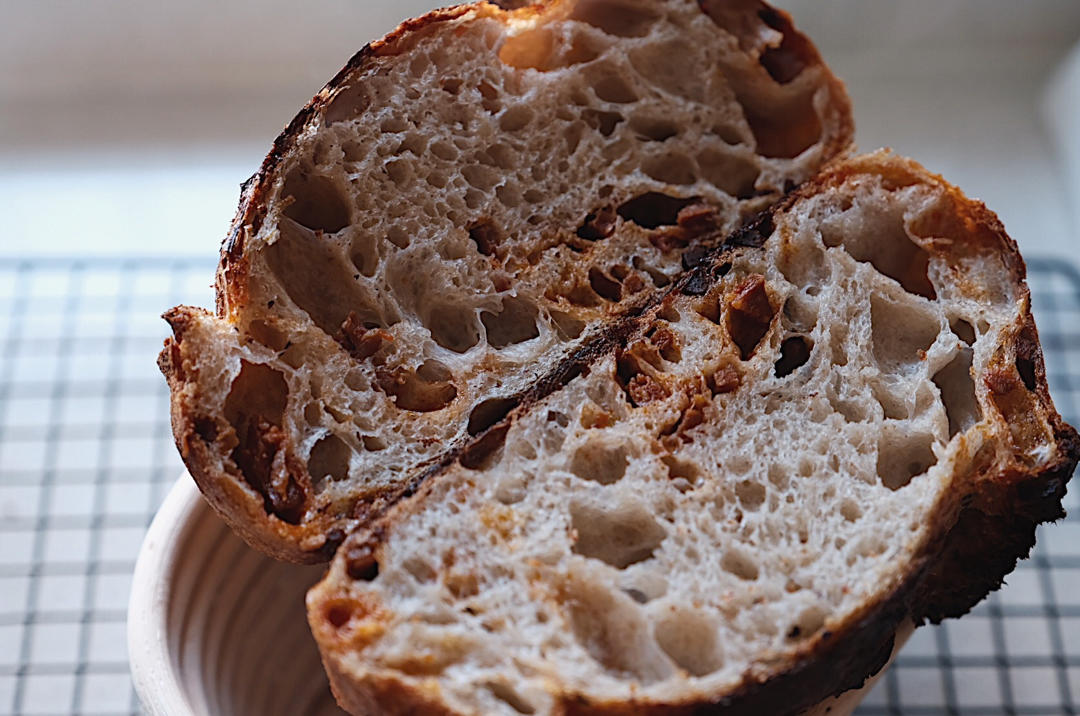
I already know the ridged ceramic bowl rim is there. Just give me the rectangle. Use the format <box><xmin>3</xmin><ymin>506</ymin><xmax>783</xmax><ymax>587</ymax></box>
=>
<box><xmin>129</xmin><ymin>477</ymin><xmax>205</xmax><ymax>715</ymax></box>
<box><xmin>129</xmin><ymin>476</ymin><xmax>338</xmax><ymax>716</ymax></box>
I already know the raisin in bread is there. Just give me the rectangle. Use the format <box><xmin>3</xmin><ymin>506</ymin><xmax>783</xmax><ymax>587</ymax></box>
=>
<box><xmin>159</xmin><ymin>0</ymin><xmax>854</xmax><ymax>562</ymax></box>
<box><xmin>306</xmin><ymin>152</ymin><xmax>1079</xmax><ymax>715</ymax></box>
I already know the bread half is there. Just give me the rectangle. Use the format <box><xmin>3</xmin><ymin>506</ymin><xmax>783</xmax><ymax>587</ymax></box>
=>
<box><xmin>306</xmin><ymin>152</ymin><xmax>1079</xmax><ymax>715</ymax></box>
<box><xmin>159</xmin><ymin>0</ymin><xmax>854</xmax><ymax>562</ymax></box>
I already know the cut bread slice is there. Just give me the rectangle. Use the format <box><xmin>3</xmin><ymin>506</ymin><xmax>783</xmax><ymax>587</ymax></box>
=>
<box><xmin>306</xmin><ymin>152</ymin><xmax>1079</xmax><ymax>715</ymax></box>
<box><xmin>159</xmin><ymin>0</ymin><xmax>853</xmax><ymax>562</ymax></box>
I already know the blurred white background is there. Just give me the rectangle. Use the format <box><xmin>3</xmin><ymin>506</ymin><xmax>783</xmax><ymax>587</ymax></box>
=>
<box><xmin>2</xmin><ymin>0</ymin><xmax>1080</xmax><ymax>257</ymax></box>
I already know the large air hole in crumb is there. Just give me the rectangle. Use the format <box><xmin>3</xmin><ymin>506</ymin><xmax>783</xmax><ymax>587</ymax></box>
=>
<box><xmin>654</xmin><ymin>608</ymin><xmax>724</xmax><ymax>676</ymax></box>
<box><xmin>775</xmin><ymin>335</ymin><xmax>812</xmax><ymax>377</ymax></box>
<box><xmin>496</xmin><ymin>184</ymin><xmax>523</xmax><ymax>208</ymax></box>
<box><xmin>463</xmin><ymin>164</ymin><xmax>500</xmax><ymax>192</ymax></box>
<box><xmin>385</xmin><ymin>226</ymin><xmax>410</xmax><ymax>249</ymax></box>
<box><xmin>767</xmin><ymin>464</ymin><xmax>789</xmax><ymax>490</ymax></box>
<box><xmin>617</xmin><ymin>193</ymin><xmax>696</xmax><ymax>229</ymax></box>
<box><xmin>757</xmin><ymin>7</ymin><xmax>815</xmax><ymax>84</ymax></box>
<box><xmin>570</xmin><ymin>439</ymin><xmax>628</xmax><ymax>485</ymax></box>
<box><xmin>578</xmin><ymin>205</ymin><xmax>618</xmax><ymax>241</ymax></box>
<box><xmin>787</xmin><ymin>606</ymin><xmax>828</xmax><ymax>641</ymax></box>
<box><xmin>840</xmin><ymin>499</ymin><xmax>862</xmax><ymax>522</ymax></box>
<box><xmin>697</xmin><ymin>150</ymin><xmax>760</xmax><ymax>198</ymax></box>
<box><xmin>721</xmin><ymin>547</ymin><xmax>759</xmax><ymax>581</ymax></box>
<box><xmin>468</xmin><ymin>397</ymin><xmax>520</xmax><ymax>437</ymax></box>
<box><xmin>499</xmin><ymin>105</ymin><xmax>533</xmax><ymax>132</ymax></box>
<box><xmin>498</xmin><ymin>27</ymin><xmax>555</xmax><ymax>70</ymax></box>
<box><xmin>223</xmin><ymin>362</ymin><xmax>303</xmax><ymax>523</ymax></box>
<box><xmin>661</xmin><ymin>455</ymin><xmax>699</xmax><ymax>490</ymax></box>
<box><xmin>648</xmin><ymin>324</ymin><xmax>682</xmax><ymax>363</ymax></box>
<box><xmin>361</xmin><ymin>435</ymin><xmax>386</xmax><ymax>452</ymax></box>
<box><xmin>933</xmin><ymin>348</ymin><xmax>981</xmax><ymax>437</ymax></box>
<box><xmin>736</xmin><ymin>480</ymin><xmax>766</xmax><ymax>511</ymax></box>
<box><xmin>582</xmin><ymin>108</ymin><xmax>624</xmax><ymax>137</ymax></box>
<box><xmin>486</xmin><ymin>682</ymin><xmax>535</xmax><ymax>715</ymax></box>
<box><xmin>643</xmin><ymin>154</ymin><xmax>697</xmax><ymax>186</ymax></box>
<box><xmin>426</xmin><ymin>304</ymin><xmax>480</xmax><ymax>353</ymax></box>
<box><xmin>739</xmin><ymin>93</ymin><xmax>822</xmax><ymax>159</ymax></box>
<box><xmin>570</xmin><ymin>0</ymin><xmax>658</xmax><ymax>36</ymax></box>
<box><xmin>565</xmin><ymin>576</ymin><xmax>671</xmax><ymax>682</ymax></box>
<box><xmin>590</xmin><ymin>72</ymin><xmax>638</xmax><ymax>104</ymax></box>
<box><xmin>323</xmin><ymin>601</ymin><xmax>355</xmax><ymax>629</ymax></box>
<box><xmin>711</xmin><ymin>123</ymin><xmax>746</xmax><ymax>145</ymax></box>
<box><xmin>629</xmin><ymin>115</ymin><xmax>678</xmax><ymax>142</ymax></box>
<box><xmin>1016</xmin><ymin>331</ymin><xmax>1039</xmax><ymax>391</ymax></box>
<box><xmin>468</xmin><ymin>219</ymin><xmax>502</xmax><ymax>257</ymax></box>
<box><xmin>245</xmin><ymin>319</ymin><xmax>288</xmax><ymax>351</ymax></box>
<box><xmin>855</xmin><ymin>536</ymin><xmax>887</xmax><ymax>559</ymax></box>
<box><xmin>460</xmin><ymin>423</ymin><xmax>510</xmax><ymax>471</ymax></box>
<box><xmin>828</xmin><ymin>322</ymin><xmax>849</xmax><ymax>366</ymax></box>
<box><xmin>588</xmin><ymin>268</ymin><xmax>622</xmax><ymax>302</ymax></box>
<box><xmin>550</xmin><ymin>310</ymin><xmax>586</xmax><ymax>340</ymax></box>
<box><xmin>828</xmin><ymin>387</ymin><xmax>867</xmax><ymax>423</ymax></box>
<box><xmin>633</xmin><ymin>256</ymin><xmax>671</xmax><ymax>288</ymax></box>
<box><xmin>482</xmin><ymin>297</ymin><xmax>539</xmax><ymax>348</ymax></box>
<box><xmin>477</xmin><ymin>80</ymin><xmax>501</xmax><ymax>114</ymax></box>
<box><xmin>877</xmin><ymin>428</ymin><xmax>937</xmax><ymax>490</ymax></box>
<box><xmin>951</xmin><ymin>317</ymin><xmax>976</xmax><ymax>346</ymax></box>
<box><xmin>281</xmin><ymin>170</ymin><xmax>350</xmax><ymax>234</ymax></box>
<box><xmin>384</xmin><ymin>159</ymin><xmax>413</xmax><ymax>187</ymax></box>
<box><xmin>308</xmin><ymin>433</ymin><xmax>351</xmax><ymax>491</ymax></box>
<box><xmin>494</xmin><ymin>472</ymin><xmax>529</xmax><ymax>505</ymax></box>
<box><xmin>465</xmin><ymin>189</ymin><xmax>486</xmax><ymax>210</ymax></box>
<box><xmin>821</xmin><ymin>209</ymin><xmax>936</xmax><ymax>299</ymax></box>
<box><xmin>870</xmin><ymin>295</ymin><xmax>939</xmax><ymax>368</ymax></box>
<box><xmin>429</xmin><ymin>139</ymin><xmax>458</xmax><ymax>161</ymax></box>
<box><xmin>377</xmin><ymin>360</ymin><xmax>457</xmax><ymax>412</ymax></box>
<box><xmin>380</xmin><ymin>115</ymin><xmax>408</xmax><ymax>133</ymax></box>
<box><xmin>350</xmin><ymin>235</ymin><xmax>378</xmax><ymax>278</ymax></box>
<box><xmin>561</xmin><ymin>282</ymin><xmax>603</xmax><ymax>308</ymax></box>
<box><xmin>570</xmin><ymin>498</ymin><xmax>665</xmax><ymax>568</ymax></box>
<box><xmin>782</xmin><ymin>293</ymin><xmax>819</xmax><ymax>334</ymax></box>
<box><xmin>872</xmin><ymin>381</ymin><xmax>907</xmax><ymax>420</ymax></box>
<box><xmin>224</xmin><ymin>361</ymin><xmax>288</xmax><ymax>429</ymax></box>
<box><xmin>323</xmin><ymin>84</ymin><xmax>369</xmax><ymax>126</ymax></box>
<box><xmin>627</xmin><ymin>39</ymin><xmax>702</xmax><ymax>102</ymax></box>
<box><xmin>265</xmin><ymin>220</ymin><xmax>382</xmax><ymax>335</ymax></box>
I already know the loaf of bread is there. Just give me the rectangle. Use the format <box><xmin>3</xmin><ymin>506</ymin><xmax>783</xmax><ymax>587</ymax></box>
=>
<box><xmin>159</xmin><ymin>0</ymin><xmax>853</xmax><ymax>562</ymax></box>
<box><xmin>156</xmin><ymin>1</ymin><xmax>1079</xmax><ymax>713</ymax></box>
<box><xmin>306</xmin><ymin>152</ymin><xmax>1080</xmax><ymax>715</ymax></box>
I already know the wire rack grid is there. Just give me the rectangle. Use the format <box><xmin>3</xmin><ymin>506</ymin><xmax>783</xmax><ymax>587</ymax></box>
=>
<box><xmin>0</xmin><ymin>256</ymin><xmax>1076</xmax><ymax>716</ymax></box>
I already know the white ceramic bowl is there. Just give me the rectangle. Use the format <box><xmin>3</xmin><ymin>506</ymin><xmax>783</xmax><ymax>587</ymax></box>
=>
<box><xmin>129</xmin><ymin>476</ymin><xmax>907</xmax><ymax>715</ymax></box>
<box><xmin>128</xmin><ymin>476</ymin><xmax>344</xmax><ymax>715</ymax></box>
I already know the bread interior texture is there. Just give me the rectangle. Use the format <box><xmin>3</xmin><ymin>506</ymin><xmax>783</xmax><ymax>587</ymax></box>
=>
<box><xmin>308</xmin><ymin>163</ymin><xmax>1055</xmax><ymax>714</ymax></box>
<box><xmin>166</xmin><ymin>0</ymin><xmax>850</xmax><ymax>554</ymax></box>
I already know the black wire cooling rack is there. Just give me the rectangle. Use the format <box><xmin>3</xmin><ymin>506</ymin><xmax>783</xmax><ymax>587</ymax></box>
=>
<box><xmin>0</xmin><ymin>256</ymin><xmax>1076</xmax><ymax>716</ymax></box>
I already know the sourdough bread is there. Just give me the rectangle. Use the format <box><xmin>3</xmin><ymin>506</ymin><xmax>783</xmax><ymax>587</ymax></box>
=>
<box><xmin>159</xmin><ymin>0</ymin><xmax>854</xmax><ymax>562</ymax></box>
<box><xmin>306</xmin><ymin>152</ymin><xmax>1080</xmax><ymax>715</ymax></box>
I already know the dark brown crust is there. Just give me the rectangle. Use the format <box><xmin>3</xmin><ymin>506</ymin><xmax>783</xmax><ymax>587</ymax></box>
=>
<box><xmin>160</xmin><ymin>0</ymin><xmax>855</xmax><ymax>564</ymax></box>
<box><xmin>311</xmin><ymin>152</ymin><xmax>1079</xmax><ymax>715</ymax></box>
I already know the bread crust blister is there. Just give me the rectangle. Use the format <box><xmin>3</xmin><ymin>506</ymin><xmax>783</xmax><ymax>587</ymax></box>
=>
<box><xmin>156</xmin><ymin>1</ymin><xmax>1078</xmax><ymax>714</ymax></box>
